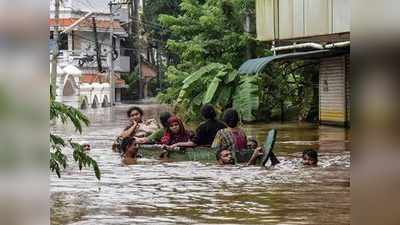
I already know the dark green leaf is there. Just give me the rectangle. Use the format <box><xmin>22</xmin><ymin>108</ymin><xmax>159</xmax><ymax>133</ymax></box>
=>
<box><xmin>202</xmin><ymin>77</ymin><xmax>221</xmax><ymax>104</ymax></box>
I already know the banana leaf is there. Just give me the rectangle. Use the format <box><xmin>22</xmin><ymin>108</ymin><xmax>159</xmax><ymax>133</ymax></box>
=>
<box><xmin>216</xmin><ymin>70</ymin><xmax>227</xmax><ymax>78</ymax></box>
<box><xmin>182</xmin><ymin>63</ymin><xmax>224</xmax><ymax>88</ymax></box>
<box><xmin>232</xmin><ymin>76</ymin><xmax>260</xmax><ymax>121</ymax></box>
<box><xmin>193</xmin><ymin>92</ymin><xmax>204</xmax><ymax>106</ymax></box>
<box><xmin>225</xmin><ymin>70</ymin><xmax>238</xmax><ymax>84</ymax></box>
<box><xmin>202</xmin><ymin>77</ymin><xmax>221</xmax><ymax>104</ymax></box>
<box><xmin>216</xmin><ymin>86</ymin><xmax>233</xmax><ymax>106</ymax></box>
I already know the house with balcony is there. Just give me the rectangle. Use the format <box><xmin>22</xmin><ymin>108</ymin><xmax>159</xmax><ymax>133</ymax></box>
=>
<box><xmin>239</xmin><ymin>0</ymin><xmax>350</xmax><ymax>126</ymax></box>
<box><xmin>49</xmin><ymin>0</ymin><xmax>130</xmax><ymax>108</ymax></box>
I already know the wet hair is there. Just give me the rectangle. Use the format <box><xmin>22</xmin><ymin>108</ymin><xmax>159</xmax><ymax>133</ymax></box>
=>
<box><xmin>201</xmin><ymin>104</ymin><xmax>217</xmax><ymax>120</ymax></box>
<box><xmin>247</xmin><ymin>137</ymin><xmax>258</xmax><ymax>146</ymax></box>
<box><xmin>303</xmin><ymin>149</ymin><xmax>318</xmax><ymax>161</ymax></box>
<box><xmin>127</xmin><ymin>106</ymin><xmax>144</xmax><ymax>118</ymax></box>
<box><xmin>166</xmin><ymin>116</ymin><xmax>185</xmax><ymax>134</ymax></box>
<box><xmin>216</xmin><ymin>149</ymin><xmax>234</xmax><ymax>165</ymax></box>
<box><xmin>159</xmin><ymin>111</ymin><xmax>172</xmax><ymax>128</ymax></box>
<box><xmin>120</xmin><ymin>137</ymin><xmax>135</xmax><ymax>155</ymax></box>
<box><xmin>223</xmin><ymin>108</ymin><xmax>240</xmax><ymax>128</ymax></box>
<box><xmin>216</xmin><ymin>149</ymin><xmax>224</xmax><ymax>161</ymax></box>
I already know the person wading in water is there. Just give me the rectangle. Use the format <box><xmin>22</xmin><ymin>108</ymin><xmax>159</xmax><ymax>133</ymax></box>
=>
<box><xmin>169</xmin><ymin>104</ymin><xmax>226</xmax><ymax>148</ymax></box>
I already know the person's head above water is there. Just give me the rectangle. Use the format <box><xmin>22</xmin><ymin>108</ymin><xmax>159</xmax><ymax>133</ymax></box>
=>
<box><xmin>216</xmin><ymin>149</ymin><xmax>235</xmax><ymax>165</ymax></box>
<box><xmin>223</xmin><ymin>108</ymin><xmax>240</xmax><ymax>128</ymax></box>
<box><xmin>247</xmin><ymin>137</ymin><xmax>258</xmax><ymax>149</ymax></box>
<box><xmin>159</xmin><ymin>111</ymin><xmax>172</xmax><ymax>128</ymax></box>
<box><xmin>167</xmin><ymin>116</ymin><xmax>185</xmax><ymax>135</ymax></box>
<box><xmin>302</xmin><ymin>149</ymin><xmax>318</xmax><ymax>166</ymax></box>
<box><xmin>120</xmin><ymin>137</ymin><xmax>138</xmax><ymax>158</ymax></box>
<box><xmin>127</xmin><ymin>106</ymin><xmax>144</xmax><ymax>123</ymax></box>
<box><xmin>201</xmin><ymin>104</ymin><xmax>217</xmax><ymax>120</ymax></box>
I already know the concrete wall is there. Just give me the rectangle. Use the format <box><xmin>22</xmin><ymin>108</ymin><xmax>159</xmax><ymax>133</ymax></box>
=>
<box><xmin>80</xmin><ymin>83</ymin><xmax>111</xmax><ymax>109</ymax></box>
<box><xmin>319</xmin><ymin>55</ymin><xmax>350</xmax><ymax>126</ymax></box>
<box><xmin>56</xmin><ymin>73</ymin><xmax>80</xmax><ymax>108</ymax></box>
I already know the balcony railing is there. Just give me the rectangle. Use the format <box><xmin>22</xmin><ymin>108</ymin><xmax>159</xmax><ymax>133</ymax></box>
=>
<box><xmin>56</xmin><ymin>50</ymin><xmax>130</xmax><ymax>72</ymax></box>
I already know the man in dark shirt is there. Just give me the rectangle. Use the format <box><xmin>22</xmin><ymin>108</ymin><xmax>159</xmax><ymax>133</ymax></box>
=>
<box><xmin>168</xmin><ymin>104</ymin><xmax>226</xmax><ymax>148</ymax></box>
<box><xmin>192</xmin><ymin>104</ymin><xmax>226</xmax><ymax>146</ymax></box>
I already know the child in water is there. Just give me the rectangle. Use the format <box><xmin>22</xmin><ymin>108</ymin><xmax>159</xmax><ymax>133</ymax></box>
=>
<box><xmin>120</xmin><ymin>137</ymin><xmax>139</xmax><ymax>165</ymax></box>
<box><xmin>82</xmin><ymin>143</ymin><xmax>90</xmax><ymax>151</ymax></box>
<box><xmin>160</xmin><ymin>116</ymin><xmax>194</xmax><ymax>149</ymax></box>
<box><xmin>302</xmin><ymin>149</ymin><xmax>318</xmax><ymax>166</ymax></box>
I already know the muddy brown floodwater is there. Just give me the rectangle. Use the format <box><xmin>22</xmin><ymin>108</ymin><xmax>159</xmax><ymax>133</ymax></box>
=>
<box><xmin>50</xmin><ymin>104</ymin><xmax>350</xmax><ymax>225</ymax></box>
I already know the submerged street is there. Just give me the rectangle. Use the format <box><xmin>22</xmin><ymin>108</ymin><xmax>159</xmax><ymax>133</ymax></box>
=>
<box><xmin>50</xmin><ymin>104</ymin><xmax>350</xmax><ymax>225</ymax></box>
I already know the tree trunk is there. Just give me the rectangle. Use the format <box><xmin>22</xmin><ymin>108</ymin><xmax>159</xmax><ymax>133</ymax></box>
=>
<box><xmin>244</xmin><ymin>11</ymin><xmax>251</xmax><ymax>59</ymax></box>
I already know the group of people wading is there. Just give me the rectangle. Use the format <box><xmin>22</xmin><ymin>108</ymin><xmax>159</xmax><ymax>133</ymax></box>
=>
<box><xmin>113</xmin><ymin>104</ymin><xmax>318</xmax><ymax>167</ymax></box>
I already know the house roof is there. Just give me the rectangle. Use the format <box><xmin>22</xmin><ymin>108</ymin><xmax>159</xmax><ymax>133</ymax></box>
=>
<box><xmin>80</xmin><ymin>73</ymin><xmax>126</xmax><ymax>87</ymax></box>
<box><xmin>48</xmin><ymin>18</ymin><xmax>126</xmax><ymax>34</ymax></box>
<box><xmin>80</xmin><ymin>74</ymin><xmax>107</xmax><ymax>84</ymax></box>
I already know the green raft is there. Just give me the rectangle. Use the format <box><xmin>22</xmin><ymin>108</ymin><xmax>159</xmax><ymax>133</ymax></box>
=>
<box><xmin>138</xmin><ymin>129</ymin><xmax>277</xmax><ymax>165</ymax></box>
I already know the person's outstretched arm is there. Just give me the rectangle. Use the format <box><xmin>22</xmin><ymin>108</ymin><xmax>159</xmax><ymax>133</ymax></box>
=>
<box><xmin>170</xmin><ymin>141</ymin><xmax>196</xmax><ymax>148</ymax></box>
<box><xmin>247</xmin><ymin>147</ymin><xmax>264</xmax><ymax>166</ymax></box>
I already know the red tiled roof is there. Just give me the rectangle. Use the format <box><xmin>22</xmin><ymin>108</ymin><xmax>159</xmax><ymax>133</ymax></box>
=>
<box><xmin>115</xmin><ymin>77</ymin><xmax>126</xmax><ymax>86</ymax></box>
<box><xmin>81</xmin><ymin>73</ymin><xmax>125</xmax><ymax>86</ymax></box>
<box><xmin>80</xmin><ymin>74</ymin><xmax>108</xmax><ymax>84</ymax></box>
<box><xmin>48</xmin><ymin>18</ymin><xmax>125</xmax><ymax>32</ymax></box>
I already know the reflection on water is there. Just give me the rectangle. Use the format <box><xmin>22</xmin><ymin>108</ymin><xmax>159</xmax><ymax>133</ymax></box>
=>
<box><xmin>51</xmin><ymin>104</ymin><xmax>350</xmax><ymax>225</ymax></box>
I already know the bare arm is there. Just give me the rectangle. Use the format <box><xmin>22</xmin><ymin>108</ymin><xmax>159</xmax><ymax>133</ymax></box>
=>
<box><xmin>135</xmin><ymin>137</ymin><xmax>149</xmax><ymax>144</ymax></box>
<box><xmin>120</xmin><ymin>122</ymin><xmax>138</xmax><ymax>139</ymax></box>
<box><xmin>247</xmin><ymin>147</ymin><xmax>264</xmax><ymax>166</ymax></box>
<box><xmin>170</xmin><ymin>141</ymin><xmax>196</xmax><ymax>148</ymax></box>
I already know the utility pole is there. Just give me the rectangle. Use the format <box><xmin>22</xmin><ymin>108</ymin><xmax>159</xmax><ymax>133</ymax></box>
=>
<box><xmin>109</xmin><ymin>1</ymin><xmax>115</xmax><ymax>106</ymax></box>
<box><xmin>244</xmin><ymin>10</ymin><xmax>252</xmax><ymax>59</ymax></box>
<box><xmin>50</xmin><ymin>0</ymin><xmax>60</xmax><ymax>97</ymax></box>
<box><xmin>156</xmin><ymin>42</ymin><xmax>162</xmax><ymax>91</ymax></box>
<box><xmin>132</xmin><ymin>0</ymin><xmax>143</xmax><ymax>99</ymax></box>
<box><xmin>92</xmin><ymin>16</ymin><xmax>103</xmax><ymax>72</ymax></box>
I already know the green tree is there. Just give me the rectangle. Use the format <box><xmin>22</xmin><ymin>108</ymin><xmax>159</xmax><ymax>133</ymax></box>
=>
<box><xmin>158</xmin><ymin>63</ymin><xmax>261</xmax><ymax>122</ymax></box>
<box><xmin>50</xmin><ymin>86</ymin><xmax>100</xmax><ymax>180</ymax></box>
<box><xmin>158</xmin><ymin>0</ymin><xmax>257</xmax><ymax>69</ymax></box>
<box><xmin>155</xmin><ymin>0</ymin><xmax>318</xmax><ymax>122</ymax></box>
<box><xmin>261</xmin><ymin>61</ymin><xmax>319</xmax><ymax>121</ymax></box>
<box><xmin>155</xmin><ymin>0</ymin><xmax>262</xmax><ymax>121</ymax></box>
<box><xmin>121</xmin><ymin>70</ymin><xmax>140</xmax><ymax>98</ymax></box>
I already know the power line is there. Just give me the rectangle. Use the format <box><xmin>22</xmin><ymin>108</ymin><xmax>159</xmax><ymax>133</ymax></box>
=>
<box><xmin>74</xmin><ymin>0</ymin><xmax>96</xmax><ymax>11</ymax></box>
<box><xmin>83</xmin><ymin>0</ymin><xmax>96</xmax><ymax>11</ymax></box>
<box><xmin>72</xmin><ymin>32</ymin><xmax>141</xmax><ymax>53</ymax></box>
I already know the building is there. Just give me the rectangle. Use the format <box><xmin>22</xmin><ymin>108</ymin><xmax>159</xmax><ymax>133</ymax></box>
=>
<box><xmin>240</xmin><ymin>0</ymin><xmax>350</xmax><ymax>126</ymax></box>
<box><xmin>49</xmin><ymin>0</ymin><xmax>129</xmax><ymax>108</ymax></box>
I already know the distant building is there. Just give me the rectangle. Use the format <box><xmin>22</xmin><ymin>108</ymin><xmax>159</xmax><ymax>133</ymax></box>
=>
<box><xmin>240</xmin><ymin>0</ymin><xmax>350</xmax><ymax>126</ymax></box>
<box><xmin>141</xmin><ymin>59</ymin><xmax>158</xmax><ymax>98</ymax></box>
<box><xmin>49</xmin><ymin>0</ymin><xmax>129</xmax><ymax>108</ymax></box>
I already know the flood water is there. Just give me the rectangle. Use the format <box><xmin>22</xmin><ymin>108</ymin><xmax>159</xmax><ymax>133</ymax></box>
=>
<box><xmin>50</xmin><ymin>104</ymin><xmax>350</xmax><ymax>225</ymax></box>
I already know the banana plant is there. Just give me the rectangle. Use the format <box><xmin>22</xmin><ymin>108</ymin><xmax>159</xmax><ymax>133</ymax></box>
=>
<box><xmin>162</xmin><ymin>63</ymin><xmax>261</xmax><ymax>122</ymax></box>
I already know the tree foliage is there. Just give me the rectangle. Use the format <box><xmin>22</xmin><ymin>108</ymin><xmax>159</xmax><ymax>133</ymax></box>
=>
<box><xmin>153</xmin><ymin>0</ymin><xmax>318</xmax><ymax>122</ymax></box>
<box><xmin>158</xmin><ymin>63</ymin><xmax>261</xmax><ymax>121</ymax></box>
<box><xmin>50</xmin><ymin>86</ymin><xmax>100</xmax><ymax>180</ymax></box>
<box><xmin>260</xmin><ymin>61</ymin><xmax>319</xmax><ymax>121</ymax></box>
<box><xmin>158</xmin><ymin>0</ymin><xmax>257</xmax><ymax>69</ymax></box>
<box><xmin>155</xmin><ymin>0</ymin><xmax>261</xmax><ymax>121</ymax></box>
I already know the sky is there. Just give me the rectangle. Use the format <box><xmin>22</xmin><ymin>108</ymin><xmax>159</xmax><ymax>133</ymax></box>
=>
<box><xmin>49</xmin><ymin>0</ymin><xmax>141</xmax><ymax>13</ymax></box>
